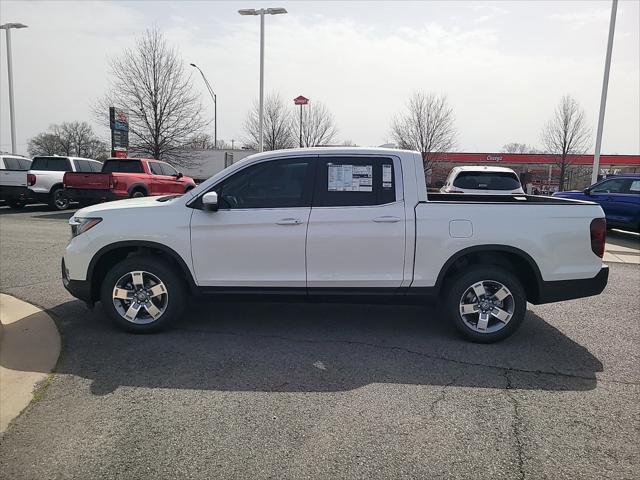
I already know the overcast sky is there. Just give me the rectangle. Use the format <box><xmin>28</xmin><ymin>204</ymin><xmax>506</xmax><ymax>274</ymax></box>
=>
<box><xmin>1</xmin><ymin>0</ymin><xmax>638</xmax><ymax>156</ymax></box>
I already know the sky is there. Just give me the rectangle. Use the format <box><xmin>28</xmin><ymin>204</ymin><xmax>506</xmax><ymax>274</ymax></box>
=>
<box><xmin>0</xmin><ymin>0</ymin><xmax>638</xmax><ymax>156</ymax></box>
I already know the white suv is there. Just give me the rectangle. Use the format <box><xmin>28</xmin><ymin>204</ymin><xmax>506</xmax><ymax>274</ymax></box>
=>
<box><xmin>28</xmin><ymin>156</ymin><xmax>102</xmax><ymax>210</ymax></box>
<box><xmin>440</xmin><ymin>166</ymin><xmax>525</xmax><ymax>195</ymax></box>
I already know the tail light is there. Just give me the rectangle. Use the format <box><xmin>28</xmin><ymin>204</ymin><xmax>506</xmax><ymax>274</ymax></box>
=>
<box><xmin>590</xmin><ymin>218</ymin><xmax>607</xmax><ymax>258</ymax></box>
<box><xmin>27</xmin><ymin>173</ymin><xmax>36</xmax><ymax>186</ymax></box>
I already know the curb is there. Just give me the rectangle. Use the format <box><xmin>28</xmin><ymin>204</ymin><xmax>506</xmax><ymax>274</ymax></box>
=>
<box><xmin>0</xmin><ymin>294</ymin><xmax>61</xmax><ymax>432</ymax></box>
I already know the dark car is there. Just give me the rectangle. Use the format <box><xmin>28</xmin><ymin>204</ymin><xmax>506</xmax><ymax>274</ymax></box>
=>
<box><xmin>553</xmin><ymin>175</ymin><xmax>640</xmax><ymax>232</ymax></box>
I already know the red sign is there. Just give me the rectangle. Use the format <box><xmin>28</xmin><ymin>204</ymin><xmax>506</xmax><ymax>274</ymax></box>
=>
<box><xmin>113</xmin><ymin>150</ymin><xmax>128</xmax><ymax>158</ymax></box>
<box><xmin>293</xmin><ymin>95</ymin><xmax>309</xmax><ymax>105</ymax></box>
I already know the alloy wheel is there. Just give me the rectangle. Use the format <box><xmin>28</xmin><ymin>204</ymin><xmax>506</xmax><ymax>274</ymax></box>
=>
<box><xmin>112</xmin><ymin>270</ymin><xmax>169</xmax><ymax>324</ymax></box>
<box><xmin>459</xmin><ymin>280</ymin><xmax>515</xmax><ymax>334</ymax></box>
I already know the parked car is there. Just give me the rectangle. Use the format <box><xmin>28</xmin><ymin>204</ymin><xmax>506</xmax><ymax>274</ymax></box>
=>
<box><xmin>440</xmin><ymin>166</ymin><xmax>525</xmax><ymax>195</ymax></box>
<box><xmin>553</xmin><ymin>175</ymin><xmax>640</xmax><ymax>232</ymax></box>
<box><xmin>0</xmin><ymin>154</ymin><xmax>33</xmax><ymax>209</ymax></box>
<box><xmin>28</xmin><ymin>156</ymin><xmax>103</xmax><ymax>210</ymax></box>
<box><xmin>63</xmin><ymin>158</ymin><xmax>196</xmax><ymax>204</ymax></box>
<box><xmin>62</xmin><ymin>147</ymin><xmax>608</xmax><ymax>343</ymax></box>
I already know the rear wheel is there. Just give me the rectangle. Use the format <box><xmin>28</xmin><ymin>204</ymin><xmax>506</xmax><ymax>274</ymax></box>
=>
<box><xmin>130</xmin><ymin>189</ymin><xmax>146</xmax><ymax>199</ymax></box>
<box><xmin>100</xmin><ymin>255</ymin><xmax>186</xmax><ymax>333</ymax></box>
<box><xmin>49</xmin><ymin>187</ymin><xmax>69</xmax><ymax>210</ymax></box>
<box><xmin>443</xmin><ymin>266</ymin><xmax>527</xmax><ymax>343</ymax></box>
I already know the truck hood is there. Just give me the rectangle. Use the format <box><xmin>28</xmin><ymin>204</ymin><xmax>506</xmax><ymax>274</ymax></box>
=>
<box><xmin>73</xmin><ymin>195</ymin><xmax>172</xmax><ymax>217</ymax></box>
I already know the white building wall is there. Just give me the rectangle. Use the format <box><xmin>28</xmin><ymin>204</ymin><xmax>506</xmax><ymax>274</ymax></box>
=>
<box><xmin>180</xmin><ymin>149</ymin><xmax>257</xmax><ymax>181</ymax></box>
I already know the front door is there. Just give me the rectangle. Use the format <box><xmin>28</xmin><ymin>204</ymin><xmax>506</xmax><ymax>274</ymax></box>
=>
<box><xmin>305</xmin><ymin>156</ymin><xmax>407</xmax><ymax>290</ymax></box>
<box><xmin>190</xmin><ymin>157</ymin><xmax>316</xmax><ymax>287</ymax></box>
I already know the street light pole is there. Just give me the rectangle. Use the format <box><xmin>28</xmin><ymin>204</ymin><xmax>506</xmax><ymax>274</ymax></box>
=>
<box><xmin>1</xmin><ymin>22</ymin><xmax>28</xmax><ymax>154</ymax></box>
<box><xmin>190</xmin><ymin>63</ymin><xmax>217</xmax><ymax>148</ymax></box>
<box><xmin>592</xmin><ymin>0</ymin><xmax>618</xmax><ymax>184</ymax></box>
<box><xmin>239</xmin><ymin>7</ymin><xmax>288</xmax><ymax>153</ymax></box>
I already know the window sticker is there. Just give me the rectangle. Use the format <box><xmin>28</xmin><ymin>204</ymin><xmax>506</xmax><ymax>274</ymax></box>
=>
<box><xmin>328</xmin><ymin>164</ymin><xmax>373</xmax><ymax>192</ymax></box>
<box><xmin>382</xmin><ymin>164</ymin><xmax>392</xmax><ymax>189</ymax></box>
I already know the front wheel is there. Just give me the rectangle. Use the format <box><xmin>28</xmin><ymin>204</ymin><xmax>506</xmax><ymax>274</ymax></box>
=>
<box><xmin>49</xmin><ymin>187</ymin><xmax>69</xmax><ymax>210</ymax></box>
<box><xmin>100</xmin><ymin>256</ymin><xmax>187</xmax><ymax>333</ymax></box>
<box><xmin>443</xmin><ymin>266</ymin><xmax>527</xmax><ymax>343</ymax></box>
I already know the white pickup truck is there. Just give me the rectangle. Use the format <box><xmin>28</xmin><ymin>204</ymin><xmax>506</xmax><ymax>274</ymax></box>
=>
<box><xmin>62</xmin><ymin>147</ymin><xmax>609</xmax><ymax>342</ymax></box>
<box><xmin>28</xmin><ymin>155</ymin><xmax>103</xmax><ymax>210</ymax></box>
<box><xmin>0</xmin><ymin>154</ymin><xmax>33</xmax><ymax>208</ymax></box>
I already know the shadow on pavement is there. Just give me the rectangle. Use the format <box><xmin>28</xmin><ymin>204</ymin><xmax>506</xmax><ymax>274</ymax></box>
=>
<box><xmin>607</xmin><ymin>229</ymin><xmax>640</xmax><ymax>250</ymax></box>
<box><xmin>4</xmin><ymin>299</ymin><xmax>603</xmax><ymax>395</ymax></box>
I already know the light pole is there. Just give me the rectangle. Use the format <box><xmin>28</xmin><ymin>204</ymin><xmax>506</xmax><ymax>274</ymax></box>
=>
<box><xmin>592</xmin><ymin>0</ymin><xmax>618</xmax><ymax>184</ymax></box>
<box><xmin>239</xmin><ymin>7</ymin><xmax>287</xmax><ymax>152</ymax></box>
<box><xmin>190</xmin><ymin>63</ymin><xmax>217</xmax><ymax>149</ymax></box>
<box><xmin>0</xmin><ymin>22</ymin><xmax>28</xmax><ymax>154</ymax></box>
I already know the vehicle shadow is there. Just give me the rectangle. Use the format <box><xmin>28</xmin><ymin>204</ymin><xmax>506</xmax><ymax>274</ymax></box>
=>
<box><xmin>0</xmin><ymin>204</ymin><xmax>78</xmax><ymax>218</ymax></box>
<box><xmin>607</xmin><ymin>229</ymin><xmax>640</xmax><ymax>251</ymax></box>
<box><xmin>3</xmin><ymin>299</ymin><xmax>603</xmax><ymax>395</ymax></box>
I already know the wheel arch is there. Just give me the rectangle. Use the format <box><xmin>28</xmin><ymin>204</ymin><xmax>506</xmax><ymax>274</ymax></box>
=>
<box><xmin>87</xmin><ymin>241</ymin><xmax>196</xmax><ymax>301</ymax></box>
<box><xmin>49</xmin><ymin>182</ymin><xmax>64</xmax><ymax>194</ymax></box>
<box><xmin>435</xmin><ymin>245</ymin><xmax>543</xmax><ymax>303</ymax></box>
<box><xmin>127</xmin><ymin>183</ymin><xmax>148</xmax><ymax>196</ymax></box>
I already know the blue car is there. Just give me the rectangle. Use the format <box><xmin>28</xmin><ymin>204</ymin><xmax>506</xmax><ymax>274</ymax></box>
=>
<box><xmin>553</xmin><ymin>175</ymin><xmax>640</xmax><ymax>232</ymax></box>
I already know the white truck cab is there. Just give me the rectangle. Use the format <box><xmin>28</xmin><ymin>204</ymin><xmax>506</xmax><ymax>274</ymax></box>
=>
<box><xmin>62</xmin><ymin>148</ymin><xmax>608</xmax><ymax>342</ymax></box>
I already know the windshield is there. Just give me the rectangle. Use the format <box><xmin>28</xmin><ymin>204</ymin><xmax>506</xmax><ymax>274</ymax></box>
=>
<box><xmin>453</xmin><ymin>171</ymin><xmax>521</xmax><ymax>190</ymax></box>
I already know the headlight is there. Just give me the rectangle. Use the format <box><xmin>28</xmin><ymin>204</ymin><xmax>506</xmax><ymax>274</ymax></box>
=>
<box><xmin>69</xmin><ymin>217</ymin><xmax>102</xmax><ymax>238</ymax></box>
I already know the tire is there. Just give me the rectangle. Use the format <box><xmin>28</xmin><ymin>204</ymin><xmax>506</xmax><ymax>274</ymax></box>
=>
<box><xmin>443</xmin><ymin>265</ymin><xmax>527</xmax><ymax>343</ymax></box>
<box><xmin>100</xmin><ymin>255</ymin><xmax>187</xmax><ymax>333</ymax></box>
<box><xmin>49</xmin><ymin>187</ymin><xmax>69</xmax><ymax>210</ymax></box>
<box><xmin>8</xmin><ymin>199</ymin><xmax>26</xmax><ymax>209</ymax></box>
<box><xmin>130</xmin><ymin>189</ymin><xmax>146</xmax><ymax>199</ymax></box>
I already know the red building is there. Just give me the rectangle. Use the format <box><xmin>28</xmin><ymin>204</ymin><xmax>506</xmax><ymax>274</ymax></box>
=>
<box><xmin>428</xmin><ymin>153</ymin><xmax>640</xmax><ymax>191</ymax></box>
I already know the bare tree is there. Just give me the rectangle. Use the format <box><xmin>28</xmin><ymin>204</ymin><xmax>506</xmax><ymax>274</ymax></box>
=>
<box><xmin>243</xmin><ymin>92</ymin><xmax>295</xmax><ymax>151</ymax></box>
<box><xmin>95</xmin><ymin>28</ymin><xmax>207</xmax><ymax>166</ymax></box>
<box><xmin>185</xmin><ymin>133</ymin><xmax>216</xmax><ymax>150</ymax></box>
<box><xmin>541</xmin><ymin>95</ymin><xmax>591</xmax><ymax>191</ymax></box>
<box><xmin>294</xmin><ymin>101</ymin><xmax>338</xmax><ymax>147</ymax></box>
<box><xmin>500</xmin><ymin>142</ymin><xmax>539</xmax><ymax>154</ymax></box>
<box><xmin>28</xmin><ymin>121</ymin><xmax>108</xmax><ymax>160</ymax></box>
<box><xmin>391</xmin><ymin>92</ymin><xmax>456</xmax><ymax>175</ymax></box>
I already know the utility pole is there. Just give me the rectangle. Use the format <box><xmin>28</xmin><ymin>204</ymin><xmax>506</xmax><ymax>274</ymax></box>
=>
<box><xmin>592</xmin><ymin>0</ymin><xmax>618</xmax><ymax>184</ymax></box>
<box><xmin>1</xmin><ymin>23</ymin><xmax>28</xmax><ymax>154</ymax></box>
<box><xmin>293</xmin><ymin>95</ymin><xmax>309</xmax><ymax>148</ymax></box>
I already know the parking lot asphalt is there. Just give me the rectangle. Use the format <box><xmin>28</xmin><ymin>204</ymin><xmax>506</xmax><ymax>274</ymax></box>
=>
<box><xmin>0</xmin><ymin>204</ymin><xmax>638</xmax><ymax>479</ymax></box>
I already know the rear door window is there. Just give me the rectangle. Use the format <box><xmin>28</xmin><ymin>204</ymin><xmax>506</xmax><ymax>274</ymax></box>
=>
<box><xmin>30</xmin><ymin>157</ymin><xmax>72</xmax><ymax>171</ymax></box>
<box><xmin>149</xmin><ymin>162</ymin><xmax>164</xmax><ymax>175</ymax></box>
<box><xmin>73</xmin><ymin>159</ymin><xmax>93</xmax><ymax>172</ymax></box>
<box><xmin>18</xmin><ymin>158</ymin><xmax>32</xmax><ymax>170</ymax></box>
<box><xmin>89</xmin><ymin>161</ymin><xmax>103</xmax><ymax>172</ymax></box>
<box><xmin>453</xmin><ymin>171</ymin><xmax>521</xmax><ymax>190</ymax></box>
<box><xmin>102</xmin><ymin>160</ymin><xmax>144</xmax><ymax>173</ymax></box>
<box><xmin>313</xmin><ymin>157</ymin><xmax>396</xmax><ymax>207</ymax></box>
<box><xmin>2</xmin><ymin>157</ymin><xmax>22</xmax><ymax>170</ymax></box>
<box><xmin>628</xmin><ymin>180</ymin><xmax>640</xmax><ymax>194</ymax></box>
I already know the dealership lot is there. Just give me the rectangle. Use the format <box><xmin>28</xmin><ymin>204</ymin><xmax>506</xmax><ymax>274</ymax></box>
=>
<box><xmin>0</xmin><ymin>204</ymin><xmax>638</xmax><ymax>479</ymax></box>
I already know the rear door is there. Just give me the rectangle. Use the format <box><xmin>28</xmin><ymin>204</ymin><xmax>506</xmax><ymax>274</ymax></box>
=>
<box><xmin>306</xmin><ymin>156</ymin><xmax>406</xmax><ymax>290</ymax></box>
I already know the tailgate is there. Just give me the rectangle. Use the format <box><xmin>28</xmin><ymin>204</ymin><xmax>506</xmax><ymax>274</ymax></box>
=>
<box><xmin>0</xmin><ymin>170</ymin><xmax>27</xmax><ymax>187</ymax></box>
<box><xmin>64</xmin><ymin>172</ymin><xmax>111</xmax><ymax>190</ymax></box>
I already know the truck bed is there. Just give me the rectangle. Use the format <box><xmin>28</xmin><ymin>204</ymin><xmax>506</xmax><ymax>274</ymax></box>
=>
<box><xmin>426</xmin><ymin>193</ymin><xmax>590</xmax><ymax>204</ymax></box>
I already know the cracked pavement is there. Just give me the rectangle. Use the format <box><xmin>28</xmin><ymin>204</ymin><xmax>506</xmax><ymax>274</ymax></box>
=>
<box><xmin>1</xmin><ymin>205</ymin><xmax>639</xmax><ymax>479</ymax></box>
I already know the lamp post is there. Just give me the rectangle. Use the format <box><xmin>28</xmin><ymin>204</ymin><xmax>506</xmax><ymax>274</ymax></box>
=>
<box><xmin>592</xmin><ymin>0</ymin><xmax>618</xmax><ymax>184</ymax></box>
<box><xmin>190</xmin><ymin>63</ymin><xmax>217</xmax><ymax>149</ymax></box>
<box><xmin>0</xmin><ymin>22</ymin><xmax>28</xmax><ymax>154</ymax></box>
<box><xmin>239</xmin><ymin>7</ymin><xmax>288</xmax><ymax>152</ymax></box>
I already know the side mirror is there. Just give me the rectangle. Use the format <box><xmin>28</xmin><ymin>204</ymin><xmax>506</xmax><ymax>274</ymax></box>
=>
<box><xmin>583</xmin><ymin>188</ymin><xmax>590</xmax><ymax>195</ymax></box>
<box><xmin>176</xmin><ymin>172</ymin><xmax>183</xmax><ymax>179</ymax></box>
<box><xmin>202</xmin><ymin>191</ymin><xmax>218</xmax><ymax>211</ymax></box>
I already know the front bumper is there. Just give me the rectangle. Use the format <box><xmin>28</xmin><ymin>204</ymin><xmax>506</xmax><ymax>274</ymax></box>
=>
<box><xmin>534</xmin><ymin>265</ymin><xmax>609</xmax><ymax>304</ymax></box>
<box><xmin>62</xmin><ymin>258</ymin><xmax>92</xmax><ymax>303</ymax></box>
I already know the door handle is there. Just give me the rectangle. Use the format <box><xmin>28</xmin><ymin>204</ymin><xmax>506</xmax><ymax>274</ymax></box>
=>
<box><xmin>276</xmin><ymin>218</ymin><xmax>303</xmax><ymax>225</ymax></box>
<box><xmin>373</xmin><ymin>216</ymin><xmax>401</xmax><ymax>223</ymax></box>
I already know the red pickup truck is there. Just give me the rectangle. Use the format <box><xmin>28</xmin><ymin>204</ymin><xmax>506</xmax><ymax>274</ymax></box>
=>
<box><xmin>63</xmin><ymin>158</ymin><xmax>196</xmax><ymax>203</ymax></box>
